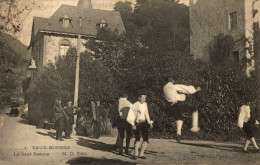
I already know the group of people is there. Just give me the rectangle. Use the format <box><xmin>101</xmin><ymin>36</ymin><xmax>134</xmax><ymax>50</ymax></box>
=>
<box><xmin>53</xmin><ymin>98</ymin><xmax>77</xmax><ymax>141</ymax></box>
<box><xmin>111</xmin><ymin>76</ymin><xmax>202</xmax><ymax>159</ymax></box>
<box><xmin>53</xmin><ymin>97</ymin><xmax>108</xmax><ymax>141</ymax></box>
<box><xmin>112</xmin><ymin>93</ymin><xmax>154</xmax><ymax>159</ymax></box>
<box><xmin>52</xmin><ymin>75</ymin><xmax>259</xmax><ymax>156</ymax></box>
<box><xmin>111</xmin><ymin>75</ymin><xmax>259</xmax><ymax>158</ymax></box>
<box><xmin>164</xmin><ymin>76</ymin><xmax>259</xmax><ymax>153</ymax></box>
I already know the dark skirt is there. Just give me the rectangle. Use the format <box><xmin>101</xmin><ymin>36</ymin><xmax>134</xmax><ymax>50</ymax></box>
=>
<box><xmin>243</xmin><ymin>119</ymin><xmax>255</xmax><ymax>140</ymax></box>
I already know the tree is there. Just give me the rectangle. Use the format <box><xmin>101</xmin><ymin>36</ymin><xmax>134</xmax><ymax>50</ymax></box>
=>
<box><xmin>85</xmin><ymin>25</ymin><xmax>258</xmax><ymax>140</ymax></box>
<box><xmin>0</xmin><ymin>0</ymin><xmax>33</xmax><ymax>99</ymax></box>
<box><xmin>0</xmin><ymin>70</ymin><xmax>19</xmax><ymax>107</ymax></box>
<box><xmin>79</xmin><ymin>52</ymin><xmax>119</xmax><ymax>105</ymax></box>
<box><xmin>0</xmin><ymin>0</ymin><xmax>32</xmax><ymax>34</ymax></box>
<box><xmin>114</xmin><ymin>0</ymin><xmax>190</xmax><ymax>52</ymax></box>
<box><xmin>28</xmin><ymin>47</ymin><xmax>76</xmax><ymax>122</ymax></box>
<box><xmin>114</xmin><ymin>1</ymin><xmax>137</xmax><ymax>36</ymax></box>
<box><xmin>208</xmin><ymin>33</ymin><xmax>235</xmax><ymax>65</ymax></box>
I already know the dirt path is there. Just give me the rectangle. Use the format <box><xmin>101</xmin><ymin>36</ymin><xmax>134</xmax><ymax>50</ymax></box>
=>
<box><xmin>0</xmin><ymin>108</ymin><xmax>259</xmax><ymax>165</ymax></box>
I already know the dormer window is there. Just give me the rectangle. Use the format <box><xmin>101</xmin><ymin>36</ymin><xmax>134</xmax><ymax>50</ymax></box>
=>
<box><xmin>97</xmin><ymin>19</ymin><xmax>108</xmax><ymax>29</ymax></box>
<box><xmin>59</xmin><ymin>14</ymin><xmax>71</xmax><ymax>28</ymax></box>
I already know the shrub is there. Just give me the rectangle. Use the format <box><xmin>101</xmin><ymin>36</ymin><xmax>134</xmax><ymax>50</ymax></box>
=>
<box><xmin>27</xmin><ymin>47</ymin><xmax>120</xmax><ymax>124</ymax></box>
<box><xmin>209</xmin><ymin>33</ymin><xmax>235</xmax><ymax>65</ymax></box>
<box><xmin>147</xmin><ymin>54</ymin><xmax>258</xmax><ymax>141</ymax></box>
<box><xmin>0</xmin><ymin>71</ymin><xmax>19</xmax><ymax>107</ymax></box>
<box><xmin>28</xmin><ymin>30</ymin><xmax>259</xmax><ymax>141</ymax></box>
<box><xmin>28</xmin><ymin>50</ymin><xmax>76</xmax><ymax>123</ymax></box>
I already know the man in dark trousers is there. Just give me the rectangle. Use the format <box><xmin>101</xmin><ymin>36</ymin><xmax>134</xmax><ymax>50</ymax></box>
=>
<box><xmin>117</xmin><ymin>93</ymin><xmax>134</xmax><ymax>155</ymax></box>
<box><xmin>110</xmin><ymin>101</ymin><xmax>120</xmax><ymax>150</ymax></box>
<box><xmin>54</xmin><ymin>97</ymin><xmax>64</xmax><ymax>141</ymax></box>
<box><xmin>64</xmin><ymin>101</ymin><xmax>75</xmax><ymax>139</ymax></box>
<box><xmin>163</xmin><ymin>76</ymin><xmax>201</xmax><ymax>142</ymax></box>
<box><xmin>93</xmin><ymin>100</ymin><xmax>102</xmax><ymax>139</ymax></box>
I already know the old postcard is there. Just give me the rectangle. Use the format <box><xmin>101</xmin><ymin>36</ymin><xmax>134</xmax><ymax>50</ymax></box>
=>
<box><xmin>0</xmin><ymin>0</ymin><xmax>259</xmax><ymax>165</ymax></box>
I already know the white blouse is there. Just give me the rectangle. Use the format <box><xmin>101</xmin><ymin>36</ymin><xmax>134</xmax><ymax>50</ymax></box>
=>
<box><xmin>118</xmin><ymin>98</ymin><xmax>132</xmax><ymax>117</ymax></box>
<box><xmin>238</xmin><ymin>105</ymin><xmax>251</xmax><ymax>128</ymax></box>
<box><xmin>136</xmin><ymin>102</ymin><xmax>147</xmax><ymax>121</ymax></box>
<box><xmin>127</xmin><ymin>101</ymin><xmax>152</xmax><ymax>126</ymax></box>
<box><xmin>163</xmin><ymin>83</ymin><xmax>197</xmax><ymax>103</ymax></box>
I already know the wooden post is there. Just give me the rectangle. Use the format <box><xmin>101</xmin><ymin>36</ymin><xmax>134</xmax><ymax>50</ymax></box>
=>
<box><xmin>72</xmin><ymin>34</ymin><xmax>81</xmax><ymax>135</ymax></box>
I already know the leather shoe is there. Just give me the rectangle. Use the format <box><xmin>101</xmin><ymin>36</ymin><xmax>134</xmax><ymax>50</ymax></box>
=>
<box><xmin>242</xmin><ymin>149</ymin><xmax>249</xmax><ymax>153</ymax></box>
<box><xmin>139</xmin><ymin>156</ymin><xmax>146</xmax><ymax>159</ymax></box>
<box><xmin>176</xmin><ymin>135</ymin><xmax>182</xmax><ymax>143</ymax></box>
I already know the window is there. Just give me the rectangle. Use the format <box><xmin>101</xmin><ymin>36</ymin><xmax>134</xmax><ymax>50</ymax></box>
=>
<box><xmin>39</xmin><ymin>44</ymin><xmax>42</xmax><ymax>66</ymax></box>
<box><xmin>232</xmin><ymin>51</ymin><xmax>239</xmax><ymax>64</ymax></box>
<box><xmin>97</xmin><ymin>19</ymin><xmax>108</xmax><ymax>29</ymax></box>
<box><xmin>36</xmin><ymin>46</ymin><xmax>39</xmax><ymax>67</ymax></box>
<box><xmin>60</xmin><ymin>39</ymin><xmax>70</xmax><ymax>56</ymax></box>
<box><xmin>32</xmin><ymin>47</ymin><xmax>35</xmax><ymax>60</ymax></box>
<box><xmin>229</xmin><ymin>11</ymin><xmax>238</xmax><ymax>29</ymax></box>
<box><xmin>59</xmin><ymin>15</ymin><xmax>71</xmax><ymax>28</ymax></box>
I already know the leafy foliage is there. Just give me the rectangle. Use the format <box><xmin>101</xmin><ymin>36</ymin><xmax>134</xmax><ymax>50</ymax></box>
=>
<box><xmin>0</xmin><ymin>70</ymin><xmax>19</xmax><ymax>107</ymax></box>
<box><xmin>28</xmin><ymin>45</ymin><xmax>119</xmax><ymax>123</ymax></box>
<box><xmin>209</xmin><ymin>33</ymin><xmax>235</xmax><ymax>65</ymax></box>
<box><xmin>0</xmin><ymin>0</ymin><xmax>32</xmax><ymax>34</ymax></box>
<box><xmin>114</xmin><ymin>0</ymin><xmax>190</xmax><ymax>51</ymax></box>
<box><xmin>28</xmin><ymin>48</ymin><xmax>76</xmax><ymax>122</ymax></box>
<box><xmin>78</xmin><ymin>51</ymin><xmax>119</xmax><ymax>105</ymax></box>
<box><xmin>86</xmin><ymin>29</ymin><xmax>258</xmax><ymax>140</ymax></box>
<box><xmin>28</xmin><ymin>1</ymin><xmax>259</xmax><ymax>141</ymax></box>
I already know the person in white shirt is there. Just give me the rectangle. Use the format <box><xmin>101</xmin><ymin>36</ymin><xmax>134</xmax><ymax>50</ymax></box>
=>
<box><xmin>163</xmin><ymin>76</ymin><xmax>201</xmax><ymax>142</ymax></box>
<box><xmin>129</xmin><ymin>94</ymin><xmax>153</xmax><ymax>159</ymax></box>
<box><xmin>238</xmin><ymin>98</ymin><xmax>259</xmax><ymax>153</ymax></box>
<box><xmin>117</xmin><ymin>93</ymin><xmax>134</xmax><ymax>155</ymax></box>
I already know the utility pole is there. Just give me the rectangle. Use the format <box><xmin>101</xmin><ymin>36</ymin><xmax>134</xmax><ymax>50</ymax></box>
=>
<box><xmin>72</xmin><ymin>34</ymin><xmax>81</xmax><ymax>135</ymax></box>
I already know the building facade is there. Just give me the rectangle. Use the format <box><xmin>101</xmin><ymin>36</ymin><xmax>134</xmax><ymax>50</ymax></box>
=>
<box><xmin>190</xmin><ymin>0</ymin><xmax>260</xmax><ymax>104</ymax></box>
<box><xmin>189</xmin><ymin>0</ymin><xmax>258</xmax><ymax>69</ymax></box>
<box><xmin>28</xmin><ymin>0</ymin><xmax>125</xmax><ymax>72</ymax></box>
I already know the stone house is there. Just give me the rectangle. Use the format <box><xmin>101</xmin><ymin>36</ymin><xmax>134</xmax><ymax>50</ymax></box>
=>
<box><xmin>189</xmin><ymin>0</ymin><xmax>259</xmax><ymax>77</ymax></box>
<box><xmin>28</xmin><ymin>0</ymin><xmax>125</xmax><ymax>73</ymax></box>
<box><xmin>26</xmin><ymin>0</ymin><xmax>126</xmax><ymax>124</ymax></box>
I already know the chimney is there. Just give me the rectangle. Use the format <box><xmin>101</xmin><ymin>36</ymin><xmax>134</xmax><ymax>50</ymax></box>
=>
<box><xmin>78</xmin><ymin>0</ymin><xmax>92</xmax><ymax>9</ymax></box>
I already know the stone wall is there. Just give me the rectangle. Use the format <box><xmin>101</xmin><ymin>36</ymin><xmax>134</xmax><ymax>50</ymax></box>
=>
<box><xmin>255</xmin><ymin>27</ymin><xmax>260</xmax><ymax>103</ymax></box>
<box><xmin>189</xmin><ymin>0</ymin><xmax>246</xmax><ymax>60</ymax></box>
<box><xmin>43</xmin><ymin>34</ymin><xmax>88</xmax><ymax>66</ymax></box>
<box><xmin>32</xmin><ymin>34</ymin><xmax>44</xmax><ymax>69</ymax></box>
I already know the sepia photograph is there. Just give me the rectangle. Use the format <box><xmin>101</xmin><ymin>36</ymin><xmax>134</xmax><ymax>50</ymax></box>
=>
<box><xmin>0</xmin><ymin>0</ymin><xmax>259</xmax><ymax>164</ymax></box>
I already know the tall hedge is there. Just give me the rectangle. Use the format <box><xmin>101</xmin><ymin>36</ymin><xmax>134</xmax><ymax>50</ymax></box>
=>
<box><xmin>28</xmin><ymin>32</ymin><xmax>259</xmax><ymax>141</ymax></box>
<box><xmin>114</xmin><ymin>49</ymin><xmax>259</xmax><ymax>141</ymax></box>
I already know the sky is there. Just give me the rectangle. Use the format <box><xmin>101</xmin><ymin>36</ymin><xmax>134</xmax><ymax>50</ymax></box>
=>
<box><xmin>14</xmin><ymin>0</ymin><xmax>260</xmax><ymax>46</ymax></box>
<box><xmin>17</xmin><ymin>0</ymin><xmax>136</xmax><ymax>46</ymax></box>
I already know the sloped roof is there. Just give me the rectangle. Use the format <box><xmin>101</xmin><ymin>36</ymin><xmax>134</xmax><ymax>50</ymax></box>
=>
<box><xmin>32</xmin><ymin>17</ymin><xmax>49</xmax><ymax>37</ymax></box>
<box><xmin>29</xmin><ymin>5</ymin><xmax>125</xmax><ymax>47</ymax></box>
